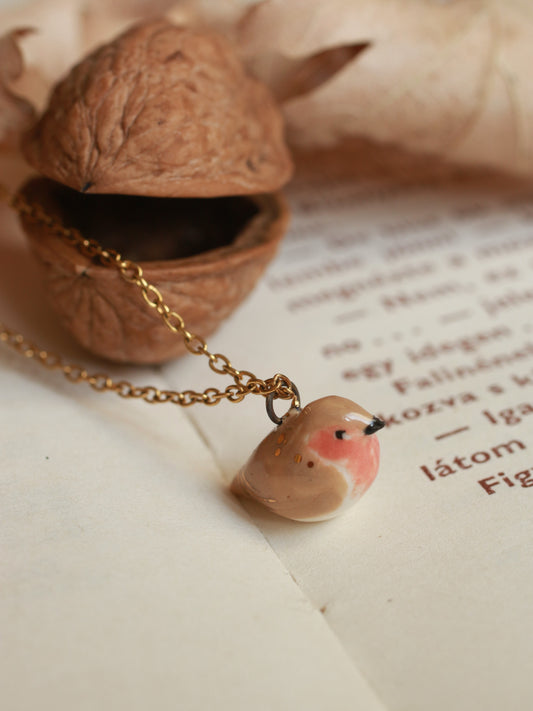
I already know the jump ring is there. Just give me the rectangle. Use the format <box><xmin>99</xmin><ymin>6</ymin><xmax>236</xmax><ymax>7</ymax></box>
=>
<box><xmin>265</xmin><ymin>382</ymin><xmax>301</xmax><ymax>425</ymax></box>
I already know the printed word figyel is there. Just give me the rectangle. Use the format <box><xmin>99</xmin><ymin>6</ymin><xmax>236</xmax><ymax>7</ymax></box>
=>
<box><xmin>477</xmin><ymin>470</ymin><xmax>533</xmax><ymax>495</ymax></box>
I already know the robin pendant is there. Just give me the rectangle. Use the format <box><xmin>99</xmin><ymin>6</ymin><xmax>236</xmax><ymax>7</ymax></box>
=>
<box><xmin>231</xmin><ymin>395</ymin><xmax>385</xmax><ymax>522</ymax></box>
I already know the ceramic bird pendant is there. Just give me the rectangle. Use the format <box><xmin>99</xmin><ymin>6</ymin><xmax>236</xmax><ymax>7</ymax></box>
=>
<box><xmin>231</xmin><ymin>396</ymin><xmax>385</xmax><ymax>522</ymax></box>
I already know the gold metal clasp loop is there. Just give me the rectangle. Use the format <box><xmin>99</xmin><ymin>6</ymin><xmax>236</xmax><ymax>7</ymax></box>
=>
<box><xmin>265</xmin><ymin>382</ymin><xmax>301</xmax><ymax>426</ymax></box>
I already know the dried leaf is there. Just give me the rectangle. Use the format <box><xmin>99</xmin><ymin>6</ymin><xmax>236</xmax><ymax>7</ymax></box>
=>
<box><xmin>0</xmin><ymin>29</ymin><xmax>36</xmax><ymax>150</ymax></box>
<box><xmin>255</xmin><ymin>43</ymin><xmax>370</xmax><ymax>104</ymax></box>
<box><xmin>0</xmin><ymin>0</ymin><xmax>85</xmax><ymax>108</ymax></box>
<box><xmin>238</xmin><ymin>0</ymin><xmax>533</xmax><ymax>176</ymax></box>
<box><xmin>4</xmin><ymin>0</ymin><xmax>533</xmax><ymax>177</ymax></box>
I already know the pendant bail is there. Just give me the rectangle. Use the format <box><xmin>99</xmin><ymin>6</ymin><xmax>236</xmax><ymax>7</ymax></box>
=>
<box><xmin>266</xmin><ymin>382</ymin><xmax>301</xmax><ymax>425</ymax></box>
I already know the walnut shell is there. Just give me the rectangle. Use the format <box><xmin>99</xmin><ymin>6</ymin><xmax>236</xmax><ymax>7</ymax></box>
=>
<box><xmin>22</xmin><ymin>19</ymin><xmax>292</xmax><ymax>197</ymax></box>
<box><xmin>20</xmin><ymin>177</ymin><xmax>289</xmax><ymax>364</ymax></box>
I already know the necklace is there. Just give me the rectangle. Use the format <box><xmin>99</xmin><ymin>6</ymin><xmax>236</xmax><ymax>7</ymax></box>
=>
<box><xmin>0</xmin><ymin>183</ymin><xmax>384</xmax><ymax>522</ymax></box>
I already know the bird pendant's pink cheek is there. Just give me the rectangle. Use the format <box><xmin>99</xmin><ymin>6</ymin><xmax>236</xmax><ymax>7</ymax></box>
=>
<box><xmin>351</xmin><ymin>437</ymin><xmax>380</xmax><ymax>492</ymax></box>
<box><xmin>308</xmin><ymin>429</ymin><xmax>351</xmax><ymax>461</ymax></box>
<box><xmin>308</xmin><ymin>430</ymin><xmax>380</xmax><ymax>492</ymax></box>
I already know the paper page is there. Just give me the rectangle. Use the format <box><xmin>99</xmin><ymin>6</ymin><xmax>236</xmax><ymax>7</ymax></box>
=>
<box><xmin>173</xmin><ymin>145</ymin><xmax>533</xmax><ymax>711</ymax></box>
<box><xmin>0</xmin><ymin>202</ymin><xmax>384</xmax><ymax>711</ymax></box>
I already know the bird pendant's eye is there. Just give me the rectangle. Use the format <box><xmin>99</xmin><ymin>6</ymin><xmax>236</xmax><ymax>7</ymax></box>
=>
<box><xmin>335</xmin><ymin>429</ymin><xmax>347</xmax><ymax>440</ymax></box>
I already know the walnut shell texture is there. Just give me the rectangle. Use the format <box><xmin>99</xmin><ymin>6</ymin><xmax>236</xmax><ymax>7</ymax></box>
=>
<box><xmin>20</xmin><ymin>178</ymin><xmax>289</xmax><ymax>364</ymax></box>
<box><xmin>22</xmin><ymin>19</ymin><xmax>292</xmax><ymax>197</ymax></box>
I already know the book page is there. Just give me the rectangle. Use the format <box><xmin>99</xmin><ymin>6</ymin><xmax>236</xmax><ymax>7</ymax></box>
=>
<box><xmin>0</xmin><ymin>201</ymin><xmax>384</xmax><ymax>711</ymax></box>
<box><xmin>171</xmin><ymin>144</ymin><xmax>533</xmax><ymax>711</ymax></box>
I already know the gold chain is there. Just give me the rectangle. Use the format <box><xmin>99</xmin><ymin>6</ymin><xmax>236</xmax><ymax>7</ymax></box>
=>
<box><xmin>0</xmin><ymin>185</ymin><xmax>299</xmax><ymax>409</ymax></box>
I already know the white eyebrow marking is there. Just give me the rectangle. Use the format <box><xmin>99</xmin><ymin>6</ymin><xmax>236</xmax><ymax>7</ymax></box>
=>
<box><xmin>344</xmin><ymin>411</ymin><xmax>373</xmax><ymax>425</ymax></box>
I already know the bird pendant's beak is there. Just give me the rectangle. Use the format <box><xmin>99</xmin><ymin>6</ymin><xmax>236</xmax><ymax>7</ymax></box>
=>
<box><xmin>364</xmin><ymin>416</ymin><xmax>385</xmax><ymax>435</ymax></box>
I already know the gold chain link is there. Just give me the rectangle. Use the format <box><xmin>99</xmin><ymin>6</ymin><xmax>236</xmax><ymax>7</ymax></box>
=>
<box><xmin>0</xmin><ymin>186</ymin><xmax>299</xmax><ymax>409</ymax></box>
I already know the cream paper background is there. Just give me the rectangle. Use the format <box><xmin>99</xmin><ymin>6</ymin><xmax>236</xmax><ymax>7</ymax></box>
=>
<box><xmin>1</xmin><ymin>1</ymin><xmax>532</xmax><ymax>708</ymax></box>
<box><xmin>0</xmin><ymin>201</ymin><xmax>384</xmax><ymax>711</ymax></box>
<box><xmin>2</xmin><ymin>141</ymin><xmax>533</xmax><ymax>710</ymax></box>
<box><xmin>173</xmin><ymin>146</ymin><xmax>533</xmax><ymax>711</ymax></box>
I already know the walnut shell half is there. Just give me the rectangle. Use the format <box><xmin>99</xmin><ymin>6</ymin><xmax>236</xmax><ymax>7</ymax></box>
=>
<box><xmin>20</xmin><ymin>177</ymin><xmax>289</xmax><ymax>364</ymax></box>
<box><xmin>22</xmin><ymin>19</ymin><xmax>292</xmax><ymax>197</ymax></box>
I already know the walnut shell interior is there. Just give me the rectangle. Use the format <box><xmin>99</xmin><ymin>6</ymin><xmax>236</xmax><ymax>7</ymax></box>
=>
<box><xmin>21</xmin><ymin>177</ymin><xmax>289</xmax><ymax>364</ymax></box>
<box><xmin>58</xmin><ymin>185</ymin><xmax>261</xmax><ymax>262</ymax></box>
